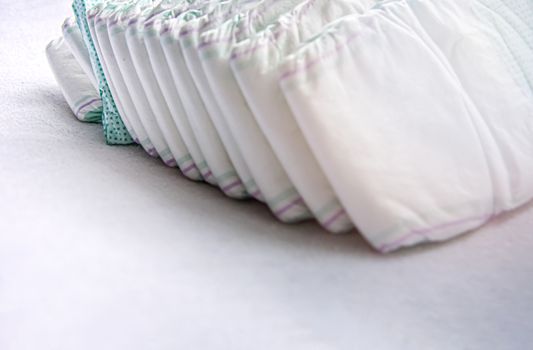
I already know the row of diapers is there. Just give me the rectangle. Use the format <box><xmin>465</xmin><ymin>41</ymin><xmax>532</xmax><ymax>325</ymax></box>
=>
<box><xmin>279</xmin><ymin>0</ymin><xmax>533</xmax><ymax>251</ymax></box>
<box><xmin>45</xmin><ymin>0</ymin><xmax>533</xmax><ymax>251</ymax></box>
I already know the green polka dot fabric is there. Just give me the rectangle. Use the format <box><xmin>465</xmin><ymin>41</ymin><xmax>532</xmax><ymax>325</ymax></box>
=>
<box><xmin>72</xmin><ymin>0</ymin><xmax>133</xmax><ymax>144</ymax></box>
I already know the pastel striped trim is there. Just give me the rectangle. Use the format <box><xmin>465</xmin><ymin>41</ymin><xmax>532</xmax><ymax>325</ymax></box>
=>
<box><xmin>75</xmin><ymin>97</ymin><xmax>102</xmax><ymax>117</ymax></box>
<box><xmin>274</xmin><ymin>197</ymin><xmax>305</xmax><ymax>217</ymax></box>
<box><xmin>222</xmin><ymin>179</ymin><xmax>244</xmax><ymax>192</ymax></box>
<box><xmin>322</xmin><ymin>209</ymin><xmax>348</xmax><ymax>230</ymax></box>
<box><xmin>182</xmin><ymin>163</ymin><xmax>199</xmax><ymax>175</ymax></box>
<box><xmin>279</xmin><ymin>31</ymin><xmax>361</xmax><ymax>82</ymax></box>
<box><xmin>378</xmin><ymin>214</ymin><xmax>493</xmax><ymax>253</ymax></box>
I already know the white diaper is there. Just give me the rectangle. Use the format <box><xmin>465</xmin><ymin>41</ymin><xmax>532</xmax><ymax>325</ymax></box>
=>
<box><xmin>89</xmin><ymin>2</ymin><xmax>155</xmax><ymax>155</ymax></box>
<box><xmin>178</xmin><ymin>2</ymin><xmax>261</xmax><ymax>198</ymax></box>
<box><xmin>230</xmin><ymin>0</ymin><xmax>375</xmax><ymax>232</ymax></box>
<box><xmin>198</xmin><ymin>0</ymin><xmax>315</xmax><ymax>222</ymax></box>
<box><xmin>126</xmin><ymin>2</ymin><xmax>202</xmax><ymax>178</ymax></box>
<box><xmin>46</xmin><ymin>37</ymin><xmax>102</xmax><ymax>122</ymax></box>
<box><xmin>143</xmin><ymin>11</ymin><xmax>211</xmax><ymax>181</ymax></box>
<box><xmin>89</xmin><ymin>4</ymin><xmax>143</xmax><ymax>148</ymax></box>
<box><xmin>160</xmin><ymin>15</ymin><xmax>220</xmax><ymax>186</ymax></box>
<box><xmin>279</xmin><ymin>0</ymin><xmax>533</xmax><ymax>251</ymax></box>
<box><xmin>160</xmin><ymin>5</ymin><xmax>252</xmax><ymax>196</ymax></box>
<box><xmin>62</xmin><ymin>17</ymin><xmax>98</xmax><ymax>90</ymax></box>
<box><xmin>100</xmin><ymin>1</ymin><xmax>176</xmax><ymax>164</ymax></box>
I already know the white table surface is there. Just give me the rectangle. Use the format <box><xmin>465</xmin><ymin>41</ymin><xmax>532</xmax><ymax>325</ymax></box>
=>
<box><xmin>1</xmin><ymin>1</ymin><xmax>532</xmax><ymax>349</ymax></box>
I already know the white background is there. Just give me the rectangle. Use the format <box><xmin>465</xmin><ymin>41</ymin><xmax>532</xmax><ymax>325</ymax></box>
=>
<box><xmin>0</xmin><ymin>1</ymin><xmax>532</xmax><ymax>349</ymax></box>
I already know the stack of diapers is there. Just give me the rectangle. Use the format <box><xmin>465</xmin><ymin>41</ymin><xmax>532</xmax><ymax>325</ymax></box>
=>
<box><xmin>45</xmin><ymin>0</ymin><xmax>533</xmax><ymax>252</ymax></box>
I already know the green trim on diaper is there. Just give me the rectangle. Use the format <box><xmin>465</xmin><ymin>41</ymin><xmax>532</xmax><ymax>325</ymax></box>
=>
<box><xmin>110</xmin><ymin>26</ymin><xmax>125</xmax><ymax>36</ymax></box>
<box><xmin>197</xmin><ymin>161</ymin><xmax>209</xmax><ymax>171</ymax></box>
<box><xmin>161</xmin><ymin>35</ymin><xmax>175</xmax><ymax>45</ymax></box>
<box><xmin>176</xmin><ymin>154</ymin><xmax>193</xmax><ymax>166</ymax></box>
<box><xmin>314</xmin><ymin>199</ymin><xmax>343</xmax><ymax>221</ymax></box>
<box><xmin>199</xmin><ymin>46</ymin><xmax>222</xmax><ymax>61</ymax></box>
<box><xmin>83</xmin><ymin>108</ymin><xmax>103</xmax><ymax>123</ymax></box>
<box><xmin>267</xmin><ymin>187</ymin><xmax>300</xmax><ymax>207</ymax></box>
<box><xmin>215</xmin><ymin>170</ymin><xmax>239</xmax><ymax>184</ymax></box>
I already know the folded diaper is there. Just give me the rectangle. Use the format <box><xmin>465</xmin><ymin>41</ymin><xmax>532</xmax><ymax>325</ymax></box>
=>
<box><xmin>46</xmin><ymin>37</ymin><xmax>102</xmax><ymax>122</ymax></box>
<box><xmin>126</xmin><ymin>1</ymin><xmax>203</xmax><ymax>178</ymax></box>
<box><xmin>95</xmin><ymin>1</ymin><xmax>177</xmax><ymax>164</ymax></box>
<box><xmin>72</xmin><ymin>0</ymin><xmax>133</xmax><ymax>144</ymax></box>
<box><xmin>143</xmin><ymin>9</ymin><xmax>210</xmax><ymax>181</ymax></box>
<box><xmin>159</xmin><ymin>5</ymin><xmax>253</xmax><ymax>197</ymax></box>
<box><xmin>90</xmin><ymin>3</ymin><xmax>146</xmax><ymax>149</ymax></box>
<box><xmin>230</xmin><ymin>0</ymin><xmax>375</xmax><ymax>232</ymax></box>
<box><xmin>62</xmin><ymin>17</ymin><xmax>99</xmax><ymax>90</ymax></box>
<box><xmin>160</xmin><ymin>13</ymin><xmax>220</xmax><ymax>186</ymax></box>
<box><xmin>177</xmin><ymin>1</ymin><xmax>262</xmax><ymax>199</ymax></box>
<box><xmin>279</xmin><ymin>0</ymin><xmax>533</xmax><ymax>251</ymax></box>
<box><xmin>89</xmin><ymin>2</ymin><xmax>149</xmax><ymax>153</ymax></box>
<box><xmin>198</xmin><ymin>0</ymin><xmax>316</xmax><ymax>223</ymax></box>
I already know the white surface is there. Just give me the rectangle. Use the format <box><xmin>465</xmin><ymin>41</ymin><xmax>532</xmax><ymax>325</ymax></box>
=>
<box><xmin>0</xmin><ymin>1</ymin><xmax>532</xmax><ymax>349</ymax></box>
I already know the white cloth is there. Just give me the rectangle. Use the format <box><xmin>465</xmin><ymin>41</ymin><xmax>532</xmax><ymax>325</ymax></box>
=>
<box><xmin>279</xmin><ymin>0</ymin><xmax>533</xmax><ymax>251</ymax></box>
<box><xmin>198</xmin><ymin>0</ymin><xmax>314</xmax><ymax>222</ymax></box>
<box><xmin>230</xmin><ymin>0</ymin><xmax>374</xmax><ymax>232</ymax></box>
<box><xmin>46</xmin><ymin>37</ymin><xmax>102</xmax><ymax>122</ymax></box>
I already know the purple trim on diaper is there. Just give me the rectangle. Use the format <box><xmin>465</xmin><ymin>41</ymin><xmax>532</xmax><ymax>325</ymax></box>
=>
<box><xmin>145</xmin><ymin>11</ymin><xmax>161</xmax><ymax>24</ymax></box>
<box><xmin>109</xmin><ymin>18</ymin><xmax>119</xmax><ymax>27</ymax></box>
<box><xmin>279</xmin><ymin>32</ymin><xmax>361</xmax><ymax>82</ymax></box>
<box><xmin>202</xmin><ymin>170</ymin><xmax>213</xmax><ymax>179</ymax></box>
<box><xmin>222</xmin><ymin>180</ymin><xmax>243</xmax><ymax>193</ymax></box>
<box><xmin>160</xmin><ymin>26</ymin><xmax>171</xmax><ymax>35</ymax></box>
<box><xmin>230</xmin><ymin>27</ymin><xmax>284</xmax><ymax>61</ymax></box>
<box><xmin>229</xmin><ymin>0</ymin><xmax>321</xmax><ymax>64</ymax></box>
<box><xmin>251</xmin><ymin>190</ymin><xmax>262</xmax><ymax>198</ymax></box>
<box><xmin>62</xmin><ymin>20</ymin><xmax>73</xmax><ymax>30</ymax></box>
<box><xmin>165</xmin><ymin>159</ymin><xmax>178</xmax><ymax>167</ymax></box>
<box><xmin>323</xmin><ymin>209</ymin><xmax>347</xmax><ymax>230</ymax></box>
<box><xmin>75</xmin><ymin>98</ymin><xmax>101</xmax><ymax>116</ymax></box>
<box><xmin>128</xmin><ymin>17</ymin><xmax>138</xmax><ymax>26</ymax></box>
<box><xmin>145</xmin><ymin>20</ymin><xmax>155</xmax><ymax>29</ymax></box>
<box><xmin>200</xmin><ymin>20</ymin><xmax>212</xmax><ymax>31</ymax></box>
<box><xmin>378</xmin><ymin>214</ymin><xmax>494</xmax><ymax>253</ymax></box>
<box><xmin>147</xmin><ymin>148</ymin><xmax>158</xmax><ymax>157</ymax></box>
<box><xmin>179</xmin><ymin>27</ymin><xmax>197</xmax><ymax>37</ymax></box>
<box><xmin>230</xmin><ymin>39</ymin><xmax>265</xmax><ymax>61</ymax></box>
<box><xmin>275</xmin><ymin>197</ymin><xmax>304</xmax><ymax>217</ymax></box>
<box><xmin>198</xmin><ymin>36</ymin><xmax>232</xmax><ymax>50</ymax></box>
<box><xmin>178</xmin><ymin>17</ymin><xmax>217</xmax><ymax>39</ymax></box>
<box><xmin>134</xmin><ymin>138</ymin><xmax>140</xmax><ymax>144</ymax></box>
<box><xmin>182</xmin><ymin>163</ymin><xmax>198</xmax><ymax>174</ymax></box>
